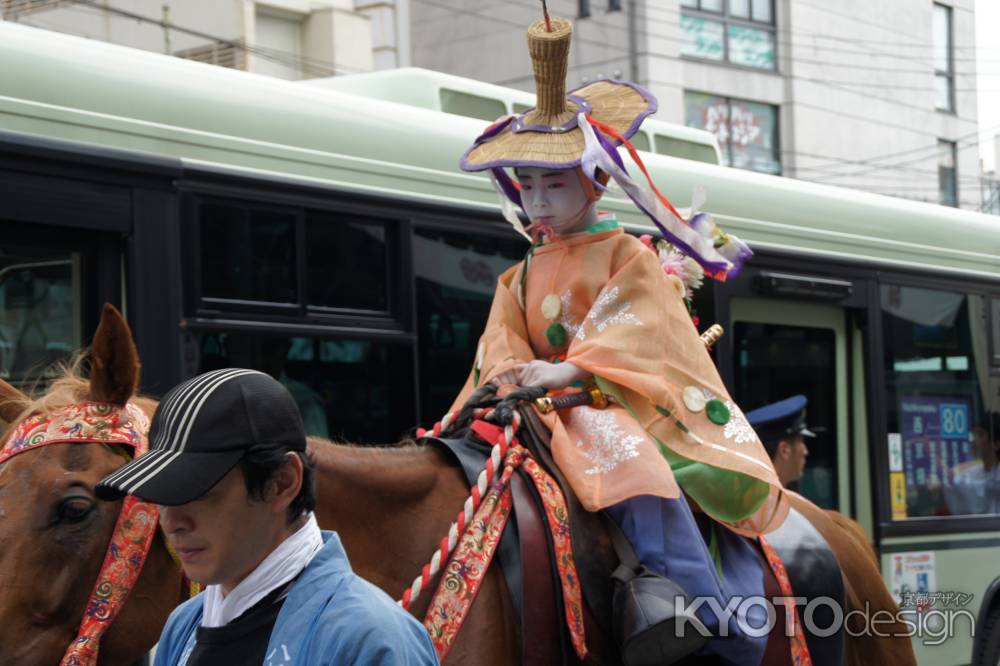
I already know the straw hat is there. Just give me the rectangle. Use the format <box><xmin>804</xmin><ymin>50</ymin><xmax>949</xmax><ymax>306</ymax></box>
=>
<box><xmin>460</xmin><ymin>16</ymin><xmax>656</xmax><ymax>172</ymax></box>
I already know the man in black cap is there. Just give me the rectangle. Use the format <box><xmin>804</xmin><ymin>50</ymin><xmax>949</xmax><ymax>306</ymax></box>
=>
<box><xmin>97</xmin><ymin>368</ymin><xmax>437</xmax><ymax>666</ymax></box>
<box><xmin>745</xmin><ymin>395</ymin><xmax>817</xmax><ymax>487</ymax></box>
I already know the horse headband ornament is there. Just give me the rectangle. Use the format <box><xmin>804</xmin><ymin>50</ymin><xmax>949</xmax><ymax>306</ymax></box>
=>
<box><xmin>459</xmin><ymin>0</ymin><xmax>751</xmax><ymax>281</ymax></box>
<box><xmin>0</xmin><ymin>400</ymin><xmax>149</xmax><ymax>465</ymax></box>
<box><xmin>1</xmin><ymin>400</ymin><xmax>158</xmax><ymax>666</ymax></box>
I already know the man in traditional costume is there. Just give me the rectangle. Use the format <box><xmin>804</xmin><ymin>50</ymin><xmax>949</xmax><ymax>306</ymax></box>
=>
<box><xmin>448</xmin><ymin>10</ymin><xmax>791</xmax><ymax>666</ymax></box>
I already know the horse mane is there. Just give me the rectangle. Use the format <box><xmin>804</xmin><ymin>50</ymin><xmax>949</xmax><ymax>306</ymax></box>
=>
<box><xmin>307</xmin><ymin>435</ymin><xmax>450</xmax><ymax>502</ymax></box>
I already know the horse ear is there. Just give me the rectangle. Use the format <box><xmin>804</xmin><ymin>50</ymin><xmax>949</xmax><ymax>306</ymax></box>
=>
<box><xmin>88</xmin><ymin>303</ymin><xmax>141</xmax><ymax>405</ymax></box>
<box><xmin>0</xmin><ymin>378</ymin><xmax>29</xmax><ymax>425</ymax></box>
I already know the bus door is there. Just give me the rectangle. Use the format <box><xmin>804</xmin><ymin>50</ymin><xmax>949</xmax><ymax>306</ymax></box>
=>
<box><xmin>728</xmin><ymin>297</ymin><xmax>851</xmax><ymax>514</ymax></box>
<box><xmin>715</xmin><ymin>268</ymin><xmax>874</xmax><ymax>534</ymax></box>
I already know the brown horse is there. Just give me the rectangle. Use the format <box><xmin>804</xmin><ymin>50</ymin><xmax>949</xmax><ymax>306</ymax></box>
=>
<box><xmin>0</xmin><ymin>306</ymin><xmax>916</xmax><ymax>665</ymax></box>
<box><xmin>0</xmin><ymin>307</ymin><xmax>186</xmax><ymax>666</ymax></box>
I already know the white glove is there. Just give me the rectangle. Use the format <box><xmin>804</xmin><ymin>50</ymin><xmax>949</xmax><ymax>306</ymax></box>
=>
<box><xmin>515</xmin><ymin>360</ymin><xmax>588</xmax><ymax>390</ymax></box>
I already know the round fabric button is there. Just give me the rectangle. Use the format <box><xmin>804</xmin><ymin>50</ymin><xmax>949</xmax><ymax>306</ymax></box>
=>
<box><xmin>683</xmin><ymin>386</ymin><xmax>707</xmax><ymax>413</ymax></box>
<box><xmin>706</xmin><ymin>399</ymin><xmax>731</xmax><ymax>425</ymax></box>
<box><xmin>546</xmin><ymin>322</ymin><xmax>567</xmax><ymax>348</ymax></box>
<box><xmin>541</xmin><ymin>293</ymin><xmax>562</xmax><ymax>320</ymax></box>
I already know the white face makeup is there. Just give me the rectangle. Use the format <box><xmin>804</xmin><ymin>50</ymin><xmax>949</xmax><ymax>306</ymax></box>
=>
<box><xmin>516</xmin><ymin>166</ymin><xmax>598</xmax><ymax>235</ymax></box>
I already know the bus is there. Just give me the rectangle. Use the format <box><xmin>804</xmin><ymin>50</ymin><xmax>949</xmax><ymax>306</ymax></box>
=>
<box><xmin>1</xmin><ymin>20</ymin><xmax>998</xmax><ymax>665</ymax></box>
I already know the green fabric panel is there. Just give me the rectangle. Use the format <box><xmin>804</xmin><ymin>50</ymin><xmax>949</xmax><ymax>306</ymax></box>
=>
<box><xmin>585</xmin><ymin>216</ymin><xmax>620</xmax><ymax>234</ymax></box>
<box><xmin>668</xmin><ymin>455</ymin><xmax>769</xmax><ymax>523</ymax></box>
<box><xmin>595</xmin><ymin>376</ymin><xmax>770</xmax><ymax>523</ymax></box>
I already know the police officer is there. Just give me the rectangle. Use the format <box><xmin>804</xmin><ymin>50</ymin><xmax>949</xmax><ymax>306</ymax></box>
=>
<box><xmin>746</xmin><ymin>395</ymin><xmax>818</xmax><ymax>487</ymax></box>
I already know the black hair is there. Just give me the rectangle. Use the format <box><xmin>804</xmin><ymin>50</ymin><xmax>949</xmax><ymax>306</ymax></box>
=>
<box><xmin>761</xmin><ymin>437</ymin><xmax>780</xmax><ymax>460</ymax></box>
<box><xmin>238</xmin><ymin>443</ymin><xmax>316</xmax><ymax>524</ymax></box>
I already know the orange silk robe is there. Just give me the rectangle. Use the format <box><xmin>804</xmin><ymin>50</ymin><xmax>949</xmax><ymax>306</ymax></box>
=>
<box><xmin>449</xmin><ymin>226</ymin><xmax>788</xmax><ymax>536</ymax></box>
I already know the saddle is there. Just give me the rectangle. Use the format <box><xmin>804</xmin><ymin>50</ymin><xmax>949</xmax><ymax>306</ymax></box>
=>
<box><xmin>428</xmin><ymin>403</ymin><xmax>619</xmax><ymax>665</ymax></box>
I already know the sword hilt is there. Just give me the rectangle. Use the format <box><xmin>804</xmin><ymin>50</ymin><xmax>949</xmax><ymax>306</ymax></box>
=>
<box><xmin>535</xmin><ymin>384</ymin><xmax>608</xmax><ymax>414</ymax></box>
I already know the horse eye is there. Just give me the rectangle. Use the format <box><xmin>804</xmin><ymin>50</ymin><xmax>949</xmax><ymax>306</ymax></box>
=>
<box><xmin>56</xmin><ymin>497</ymin><xmax>94</xmax><ymax>524</ymax></box>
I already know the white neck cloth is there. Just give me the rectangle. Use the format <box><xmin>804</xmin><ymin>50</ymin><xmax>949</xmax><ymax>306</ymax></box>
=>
<box><xmin>200</xmin><ymin>512</ymin><xmax>323</xmax><ymax>628</ymax></box>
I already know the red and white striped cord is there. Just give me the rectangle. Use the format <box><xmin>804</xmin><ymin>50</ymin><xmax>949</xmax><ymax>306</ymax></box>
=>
<box><xmin>401</xmin><ymin>410</ymin><xmax>522</xmax><ymax>609</ymax></box>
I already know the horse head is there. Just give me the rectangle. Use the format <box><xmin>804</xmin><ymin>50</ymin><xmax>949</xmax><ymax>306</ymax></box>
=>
<box><xmin>0</xmin><ymin>304</ymin><xmax>184</xmax><ymax>666</ymax></box>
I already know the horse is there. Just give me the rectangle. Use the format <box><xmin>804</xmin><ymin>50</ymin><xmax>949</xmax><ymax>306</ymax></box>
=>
<box><xmin>0</xmin><ymin>305</ymin><xmax>916</xmax><ymax>665</ymax></box>
<box><xmin>0</xmin><ymin>306</ymin><xmax>187</xmax><ymax>666</ymax></box>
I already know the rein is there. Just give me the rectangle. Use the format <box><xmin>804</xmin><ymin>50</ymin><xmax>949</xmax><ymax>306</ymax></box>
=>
<box><xmin>0</xmin><ymin>400</ymin><xmax>159</xmax><ymax>666</ymax></box>
<box><xmin>409</xmin><ymin>387</ymin><xmax>587</xmax><ymax>662</ymax></box>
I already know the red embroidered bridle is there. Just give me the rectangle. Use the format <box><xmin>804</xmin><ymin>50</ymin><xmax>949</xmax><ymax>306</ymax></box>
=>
<box><xmin>0</xmin><ymin>400</ymin><xmax>159</xmax><ymax>666</ymax></box>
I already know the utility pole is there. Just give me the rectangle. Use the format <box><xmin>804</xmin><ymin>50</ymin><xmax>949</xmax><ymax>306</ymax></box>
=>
<box><xmin>627</xmin><ymin>0</ymin><xmax>639</xmax><ymax>83</ymax></box>
<box><xmin>161</xmin><ymin>4</ymin><xmax>171</xmax><ymax>55</ymax></box>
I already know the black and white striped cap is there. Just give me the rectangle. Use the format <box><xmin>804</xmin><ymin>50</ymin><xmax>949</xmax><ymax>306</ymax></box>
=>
<box><xmin>96</xmin><ymin>368</ymin><xmax>306</xmax><ymax>505</ymax></box>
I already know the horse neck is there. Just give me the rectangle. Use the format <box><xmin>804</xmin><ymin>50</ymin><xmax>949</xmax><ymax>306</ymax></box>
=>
<box><xmin>309</xmin><ymin>438</ymin><xmax>470</xmax><ymax>594</ymax></box>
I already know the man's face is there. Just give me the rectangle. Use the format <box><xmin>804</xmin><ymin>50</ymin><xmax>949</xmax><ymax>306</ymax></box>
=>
<box><xmin>775</xmin><ymin>434</ymin><xmax>809</xmax><ymax>486</ymax></box>
<box><xmin>158</xmin><ymin>466</ymin><xmax>285</xmax><ymax>594</ymax></box>
<box><xmin>515</xmin><ymin>166</ymin><xmax>593</xmax><ymax>234</ymax></box>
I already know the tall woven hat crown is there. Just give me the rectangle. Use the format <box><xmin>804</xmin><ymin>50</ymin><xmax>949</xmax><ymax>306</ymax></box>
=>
<box><xmin>459</xmin><ymin>14</ymin><xmax>656</xmax><ymax>171</ymax></box>
<box><xmin>524</xmin><ymin>17</ymin><xmax>574</xmax><ymax>127</ymax></box>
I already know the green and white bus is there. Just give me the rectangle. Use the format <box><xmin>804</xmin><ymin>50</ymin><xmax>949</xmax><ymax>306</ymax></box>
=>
<box><xmin>1</xmin><ymin>21</ymin><xmax>998</xmax><ymax>665</ymax></box>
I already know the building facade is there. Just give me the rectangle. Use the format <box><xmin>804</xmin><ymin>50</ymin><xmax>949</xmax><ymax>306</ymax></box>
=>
<box><xmin>409</xmin><ymin>0</ymin><xmax>983</xmax><ymax>211</ymax></box>
<box><xmin>0</xmin><ymin>0</ymin><xmax>374</xmax><ymax>79</ymax></box>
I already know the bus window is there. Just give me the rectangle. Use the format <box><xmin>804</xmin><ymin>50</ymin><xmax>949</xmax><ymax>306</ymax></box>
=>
<box><xmin>991</xmin><ymin>297</ymin><xmax>1000</xmax><ymax>366</ymax></box>
<box><xmin>629</xmin><ymin>131</ymin><xmax>651</xmax><ymax>152</ymax></box>
<box><xmin>439</xmin><ymin>88</ymin><xmax>507</xmax><ymax>121</ymax></box>
<box><xmin>306</xmin><ymin>211</ymin><xmax>390</xmax><ymax>314</ymax></box>
<box><xmin>192</xmin><ymin>331</ymin><xmax>416</xmax><ymax>444</ymax></box>
<box><xmin>512</xmin><ymin>102</ymin><xmax>532</xmax><ymax>114</ymax></box>
<box><xmin>200</xmin><ymin>202</ymin><xmax>298</xmax><ymax>304</ymax></box>
<box><xmin>882</xmin><ymin>285</ymin><xmax>1000</xmax><ymax>518</ymax></box>
<box><xmin>653</xmin><ymin>134</ymin><xmax>718</xmax><ymax>164</ymax></box>
<box><xmin>413</xmin><ymin>227</ymin><xmax>528</xmax><ymax>426</ymax></box>
<box><xmin>0</xmin><ymin>251</ymin><xmax>78</xmax><ymax>389</ymax></box>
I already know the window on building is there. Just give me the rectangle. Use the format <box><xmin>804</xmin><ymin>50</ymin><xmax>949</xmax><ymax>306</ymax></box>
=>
<box><xmin>579</xmin><ymin>0</ymin><xmax>591</xmax><ymax>18</ymax></box>
<box><xmin>684</xmin><ymin>91</ymin><xmax>780</xmax><ymax>174</ymax></box>
<box><xmin>681</xmin><ymin>0</ymin><xmax>775</xmax><ymax>70</ymax></box>
<box><xmin>881</xmin><ymin>285</ymin><xmax>1000</xmax><ymax>519</ymax></box>
<box><xmin>255</xmin><ymin>7</ymin><xmax>304</xmax><ymax>80</ymax></box>
<box><xmin>938</xmin><ymin>139</ymin><xmax>958</xmax><ymax>207</ymax></box>
<box><xmin>608</xmin><ymin>0</ymin><xmax>622</xmax><ymax>10</ymax></box>
<box><xmin>933</xmin><ymin>3</ymin><xmax>954</xmax><ymax>112</ymax></box>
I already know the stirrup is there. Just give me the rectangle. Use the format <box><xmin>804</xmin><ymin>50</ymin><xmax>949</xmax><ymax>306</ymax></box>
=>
<box><xmin>612</xmin><ymin>565</ymin><xmax>709</xmax><ymax>666</ymax></box>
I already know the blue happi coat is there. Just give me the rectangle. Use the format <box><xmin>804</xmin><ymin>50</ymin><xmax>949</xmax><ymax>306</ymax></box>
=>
<box><xmin>153</xmin><ymin>532</ymin><xmax>439</xmax><ymax>666</ymax></box>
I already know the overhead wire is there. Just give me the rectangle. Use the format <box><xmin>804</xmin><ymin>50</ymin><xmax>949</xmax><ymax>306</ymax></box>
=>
<box><xmin>412</xmin><ymin>0</ymin><xmax>991</xmax><ymax>121</ymax></box>
<box><xmin>58</xmin><ymin>0</ymin><xmax>370</xmax><ymax>76</ymax></box>
<box><xmin>409</xmin><ymin>0</ymin><xmax>995</xmax><ymax>198</ymax></box>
